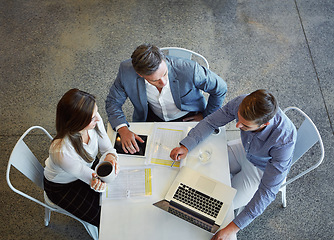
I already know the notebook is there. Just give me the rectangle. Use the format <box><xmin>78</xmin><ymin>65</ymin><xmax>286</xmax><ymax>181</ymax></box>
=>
<box><xmin>153</xmin><ymin>166</ymin><xmax>236</xmax><ymax>233</ymax></box>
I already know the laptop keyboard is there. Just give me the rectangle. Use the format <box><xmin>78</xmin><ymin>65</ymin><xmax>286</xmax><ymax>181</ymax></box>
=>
<box><xmin>173</xmin><ymin>183</ymin><xmax>223</xmax><ymax>218</ymax></box>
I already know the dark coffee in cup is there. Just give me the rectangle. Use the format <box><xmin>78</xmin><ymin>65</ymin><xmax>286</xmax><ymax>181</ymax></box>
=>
<box><xmin>97</xmin><ymin>162</ymin><xmax>113</xmax><ymax>177</ymax></box>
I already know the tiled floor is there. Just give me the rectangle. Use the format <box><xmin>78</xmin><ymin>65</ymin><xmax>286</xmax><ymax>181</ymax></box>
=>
<box><xmin>1</xmin><ymin>0</ymin><xmax>333</xmax><ymax>239</ymax></box>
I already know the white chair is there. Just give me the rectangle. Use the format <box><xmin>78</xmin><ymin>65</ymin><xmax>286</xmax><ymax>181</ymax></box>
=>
<box><xmin>161</xmin><ymin>47</ymin><xmax>211</xmax><ymax>101</ymax></box>
<box><xmin>160</xmin><ymin>47</ymin><xmax>210</xmax><ymax>69</ymax></box>
<box><xmin>6</xmin><ymin>126</ymin><xmax>98</xmax><ymax>240</ymax></box>
<box><xmin>279</xmin><ymin>107</ymin><xmax>325</xmax><ymax>207</ymax></box>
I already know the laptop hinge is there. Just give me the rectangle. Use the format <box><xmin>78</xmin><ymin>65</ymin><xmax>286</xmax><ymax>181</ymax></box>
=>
<box><xmin>169</xmin><ymin>200</ymin><xmax>218</xmax><ymax>233</ymax></box>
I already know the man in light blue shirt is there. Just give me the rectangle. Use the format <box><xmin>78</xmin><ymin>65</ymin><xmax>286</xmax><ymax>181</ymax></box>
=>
<box><xmin>170</xmin><ymin>89</ymin><xmax>297</xmax><ymax>239</ymax></box>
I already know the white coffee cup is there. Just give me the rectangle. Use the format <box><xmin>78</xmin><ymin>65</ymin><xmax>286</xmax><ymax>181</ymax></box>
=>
<box><xmin>95</xmin><ymin>153</ymin><xmax>119</xmax><ymax>183</ymax></box>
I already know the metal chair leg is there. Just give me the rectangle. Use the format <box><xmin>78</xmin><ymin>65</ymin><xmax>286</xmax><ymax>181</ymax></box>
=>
<box><xmin>44</xmin><ymin>207</ymin><xmax>51</xmax><ymax>226</ymax></box>
<box><xmin>281</xmin><ymin>186</ymin><xmax>287</xmax><ymax>208</ymax></box>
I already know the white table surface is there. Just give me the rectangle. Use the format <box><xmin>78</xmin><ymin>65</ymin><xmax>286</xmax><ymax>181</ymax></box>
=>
<box><xmin>99</xmin><ymin>122</ymin><xmax>235</xmax><ymax>240</ymax></box>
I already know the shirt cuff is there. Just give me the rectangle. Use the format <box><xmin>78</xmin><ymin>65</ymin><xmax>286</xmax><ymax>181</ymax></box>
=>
<box><xmin>233</xmin><ymin>210</ymin><xmax>252</xmax><ymax>230</ymax></box>
<box><xmin>115</xmin><ymin>123</ymin><xmax>128</xmax><ymax>132</ymax></box>
<box><xmin>179</xmin><ymin>137</ymin><xmax>198</xmax><ymax>152</ymax></box>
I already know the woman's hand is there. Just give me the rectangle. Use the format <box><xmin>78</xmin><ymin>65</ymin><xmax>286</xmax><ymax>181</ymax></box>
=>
<box><xmin>104</xmin><ymin>153</ymin><xmax>119</xmax><ymax>174</ymax></box>
<box><xmin>90</xmin><ymin>173</ymin><xmax>106</xmax><ymax>192</ymax></box>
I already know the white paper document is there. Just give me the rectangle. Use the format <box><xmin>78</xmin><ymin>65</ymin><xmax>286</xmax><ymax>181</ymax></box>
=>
<box><xmin>147</xmin><ymin>123</ymin><xmax>189</xmax><ymax>168</ymax></box>
<box><xmin>102</xmin><ymin>168</ymin><xmax>152</xmax><ymax>200</ymax></box>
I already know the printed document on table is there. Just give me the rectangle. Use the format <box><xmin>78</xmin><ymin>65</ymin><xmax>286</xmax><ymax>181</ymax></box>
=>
<box><xmin>102</xmin><ymin>168</ymin><xmax>152</xmax><ymax>200</ymax></box>
<box><xmin>147</xmin><ymin>123</ymin><xmax>189</xmax><ymax>168</ymax></box>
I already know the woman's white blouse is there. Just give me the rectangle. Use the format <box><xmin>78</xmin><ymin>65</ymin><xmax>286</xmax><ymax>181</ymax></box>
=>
<box><xmin>44</xmin><ymin>112</ymin><xmax>117</xmax><ymax>185</ymax></box>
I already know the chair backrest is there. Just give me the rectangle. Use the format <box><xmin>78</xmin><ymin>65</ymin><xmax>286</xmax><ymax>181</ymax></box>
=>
<box><xmin>281</xmin><ymin>107</ymin><xmax>325</xmax><ymax>187</ymax></box>
<box><xmin>7</xmin><ymin>126</ymin><xmax>99</xmax><ymax>239</ymax></box>
<box><xmin>160</xmin><ymin>47</ymin><xmax>210</xmax><ymax>69</ymax></box>
<box><xmin>6</xmin><ymin>126</ymin><xmax>53</xmax><ymax>208</ymax></box>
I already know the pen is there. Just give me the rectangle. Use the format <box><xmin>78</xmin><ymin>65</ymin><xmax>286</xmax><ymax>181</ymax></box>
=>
<box><xmin>171</xmin><ymin>153</ymin><xmax>180</xmax><ymax>167</ymax></box>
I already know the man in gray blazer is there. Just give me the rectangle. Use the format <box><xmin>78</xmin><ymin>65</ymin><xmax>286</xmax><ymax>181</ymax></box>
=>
<box><xmin>105</xmin><ymin>44</ymin><xmax>227</xmax><ymax>154</ymax></box>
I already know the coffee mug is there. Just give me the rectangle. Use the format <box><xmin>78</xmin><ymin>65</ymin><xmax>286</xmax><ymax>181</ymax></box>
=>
<box><xmin>95</xmin><ymin>154</ymin><xmax>119</xmax><ymax>183</ymax></box>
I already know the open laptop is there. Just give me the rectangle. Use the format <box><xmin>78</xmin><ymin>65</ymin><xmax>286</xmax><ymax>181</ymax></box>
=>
<box><xmin>153</xmin><ymin>166</ymin><xmax>236</xmax><ymax>233</ymax></box>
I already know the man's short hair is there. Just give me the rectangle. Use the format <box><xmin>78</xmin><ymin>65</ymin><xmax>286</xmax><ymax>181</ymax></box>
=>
<box><xmin>131</xmin><ymin>44</ymin><xmax>166</xmax><ymax>76</ymax></box>
<box><xmin>239</xmin><ymin>89</ymin><xmax>278</xmax><ymax>125</ymax></box>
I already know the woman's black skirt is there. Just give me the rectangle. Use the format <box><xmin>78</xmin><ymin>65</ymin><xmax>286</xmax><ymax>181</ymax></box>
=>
<box><xmin>44</xmin><ymin>177</ymin><xmax>101</xmax><ymax>227</ymax></box>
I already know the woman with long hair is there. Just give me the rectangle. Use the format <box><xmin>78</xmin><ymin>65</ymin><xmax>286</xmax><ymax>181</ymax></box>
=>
<box><xmin>44</xmin><ymin>88</ymin><xmax>118</xmax><ymax>227</ymax></box>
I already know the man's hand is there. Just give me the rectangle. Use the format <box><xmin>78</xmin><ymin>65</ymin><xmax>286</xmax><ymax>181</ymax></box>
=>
<box><xmin>118</xmin><ymin>126</ymin><xmax>144</xmax><ymax>154</ymax></box>
<box><xmin>211</xmin><ymin>222</ymin><xmax>239</xmax><ymax>240</ymax></box>
<box><xmin>183</xmin><ymin>112</ymin><xmax>203</xmax><ymax>122</ymax></box>
<box><xmin>170</xmin><ymin>145</ymin><xmax>189</xmax><ymax>161</ymax></box>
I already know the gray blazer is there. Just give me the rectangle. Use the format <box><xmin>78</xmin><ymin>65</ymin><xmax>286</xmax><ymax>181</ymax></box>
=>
<box><xmin>105</xmin><ymin>56</ymin><xmax>227</xmax><ymax>129</ymax></box>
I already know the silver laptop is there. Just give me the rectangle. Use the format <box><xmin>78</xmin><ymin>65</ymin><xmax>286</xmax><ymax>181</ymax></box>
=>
<box><xmin>153</xmin><ymin>166</ymin><xmax>236</xmax><ymax>233</ymax></box>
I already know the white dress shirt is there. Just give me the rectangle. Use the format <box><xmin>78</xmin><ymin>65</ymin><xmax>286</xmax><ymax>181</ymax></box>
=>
<box><xmin>44</xmin><ymin>112</ymin><xmax>117</xmax><ymax>184</ymax></box>
<box><xmin>145</xmin><ymin>79</ymin><xmax>188</xmax><ymax>121</ymax></box>
<box><xmin>115</xmin><ymin>79</ymin><xmax>189</xmax><ymax>131</ymax></box>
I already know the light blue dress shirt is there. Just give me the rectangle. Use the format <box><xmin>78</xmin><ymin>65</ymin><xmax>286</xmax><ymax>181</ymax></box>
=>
<box><xmin>180</xmin><ymin>94</ymin><xmax>297</xmax><ymax>229</ymax></box>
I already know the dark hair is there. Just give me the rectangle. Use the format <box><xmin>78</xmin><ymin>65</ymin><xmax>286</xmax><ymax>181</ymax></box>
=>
<box><xmin>131</xmin><ymin>43</ymin><xmax>165</xmax><ymax>76</ymax></box>
<box><xmin>239</xmin><ymin>89</ymin><xmax>278</xmax><ymax>125</ymax></box>
<box><xmin>53</xmin><ymin>88</ymin><xmax>100</xmax><ymax>163</ymax></box>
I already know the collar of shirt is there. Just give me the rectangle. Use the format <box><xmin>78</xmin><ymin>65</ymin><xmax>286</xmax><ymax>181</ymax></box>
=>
<box><xmin>144</xmin><ymin>78</ymin><xmax>188</xmax><ymax>121</ymax></box>
<box><xmin>255</xmin><ymin>110</ymin><xmax>286</xmax><ymax>142</ymax></box>
<box><xmin>255</xmin><ymin>117</ymin><xmax>275</xmax><ymax>141</ymax></box>
<box><xmin>144</xmin><ymin>76</ymin><xmax>170</xmax><ymax>98</ymax></box>
<box><xmin>236</xmin><ymin>110</ymin><xmax>276</xmax><ymax>142</ymax></box>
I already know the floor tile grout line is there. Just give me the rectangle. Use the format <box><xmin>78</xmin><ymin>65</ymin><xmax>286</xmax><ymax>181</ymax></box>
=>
<box><xmin>294</xmin><ymin>0</ymin><xmax>334</xmax><ymax>135</ymax></box>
